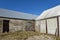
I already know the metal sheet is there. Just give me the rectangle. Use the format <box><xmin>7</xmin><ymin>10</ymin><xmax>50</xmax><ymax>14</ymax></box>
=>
<box><xmin>59</xmin><ymin>17</ymin><xmax>60</xmax><ymax>36</ymax></box>
<box><xmin>35</xmin><ymin>21</ymin><xmax>40</xmax><ymax>32</ymax></box>
<box><xmin>40</xmin><ymin>20</ymin><xmax>46</xmax><ymax>33</ymax></box>
<box><xmin>47</xmin><ymin>18</ymin><xmax>57</xmax><ymax>34</ymax></box>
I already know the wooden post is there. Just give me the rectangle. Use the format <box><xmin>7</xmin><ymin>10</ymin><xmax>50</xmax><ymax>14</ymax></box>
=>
<box><xmin>33</xmin><ymin>21</ymin><xmax>35</xmax><ymax>32</ymax></box>
<box><xmin>46</xmin><ymin>20</ymin><xmax>48</xmax><ymax>34</ymax></box>
<box><xmin>57</xmin><ymin>16</ymin><xmax>59</xmax><ymax>36</ymax></box>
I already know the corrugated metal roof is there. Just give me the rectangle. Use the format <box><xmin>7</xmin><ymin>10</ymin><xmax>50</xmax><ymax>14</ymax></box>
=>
<box><xmin>0</xmin><ymin>8</ymin><xmax>38</xmax><ymax>20</ymax></box>
<box><xmin>36</xmin><ymin>5</ymin><xmax>60</xmax><ymax>20</ymax></box>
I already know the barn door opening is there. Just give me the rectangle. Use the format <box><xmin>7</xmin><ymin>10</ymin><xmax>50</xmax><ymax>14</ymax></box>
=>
<box><xmin>3</xmin><ymin>20</ymin><xmax>9</xmax><ymax>33</ymax></box>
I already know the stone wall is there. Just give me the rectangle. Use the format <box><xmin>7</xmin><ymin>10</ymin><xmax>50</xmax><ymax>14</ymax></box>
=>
<box><xmin>0</xmin><ymin>19</ymin><xmax>3</xmax><ymax>33</ymax></box>
<box><xmin>0</xmin><ymin>18</ymin><xmax>35</xmax><ymax>33</ymax></box>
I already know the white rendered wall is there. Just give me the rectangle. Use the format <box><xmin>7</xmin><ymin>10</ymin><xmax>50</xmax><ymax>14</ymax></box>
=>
<box><xmin>40</xmin><ymin>20</ymin><xmax>46</xmax><ymax>33</ymax></box>
<box><xmin>47</xmin><ymin>18</ymin><xmax>57</xmax><ymax>34</ymax></box>
<box><xmin>35</xmin><ymin>21</ymin><xmax>40</xmax><ymax>32</ymax></box>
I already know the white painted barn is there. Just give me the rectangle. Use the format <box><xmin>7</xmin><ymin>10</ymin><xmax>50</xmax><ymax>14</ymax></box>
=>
<box><xmin>35</xmin><ymin>5</ymin><xmax>60</xmax><ymax>36</ymax></box>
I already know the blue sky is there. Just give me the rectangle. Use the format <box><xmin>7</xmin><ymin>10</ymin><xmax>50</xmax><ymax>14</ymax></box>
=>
<box><xmin>0</xmin><ymin>0</ymin><xmax>60</xmax><ymax>16</ymax></box>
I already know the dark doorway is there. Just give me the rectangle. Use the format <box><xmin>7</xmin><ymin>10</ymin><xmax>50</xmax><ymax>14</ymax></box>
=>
<box><xmin>3</xmin><ymin>20</ymin><xmax>9</xmax><ymax>33</ymax></box>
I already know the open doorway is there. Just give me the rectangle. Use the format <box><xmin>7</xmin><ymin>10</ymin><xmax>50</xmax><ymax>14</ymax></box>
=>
<box><xmin>3</xmin><ymin>20</ymin><xmax>9</xmax><ymax>33</ymax></box>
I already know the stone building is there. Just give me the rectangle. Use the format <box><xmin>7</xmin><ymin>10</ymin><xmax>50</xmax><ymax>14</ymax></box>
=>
<box><xmin>0</xmin><ymin>8</ymin><xmax>37</xmax><ymax>33</ymax></box>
